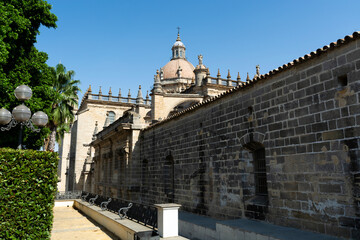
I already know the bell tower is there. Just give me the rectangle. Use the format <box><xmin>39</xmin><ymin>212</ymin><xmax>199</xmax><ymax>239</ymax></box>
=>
<box><xmin>172</xmin><ymin>27</ymin><xmax>186</xmax><ymax>59</ymax></box>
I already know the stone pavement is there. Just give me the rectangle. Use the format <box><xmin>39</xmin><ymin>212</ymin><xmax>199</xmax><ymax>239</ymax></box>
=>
<box><xmin>51</xmin><ymin>206</ymin><xmax>118</xmax><ymax>240</ymax></box>
<box><xmin>179</xmin><ymin>211</ymin><xmax>343</xmax><ymax>240</ymax></box>
<box><xmin>52</xmin><ymin>204</ymin><xmax>188</xmax><ymax>240</ymax></box>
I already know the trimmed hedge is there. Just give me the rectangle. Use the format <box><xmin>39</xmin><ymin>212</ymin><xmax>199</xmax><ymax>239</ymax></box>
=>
<box><xmin>0</xmin><ymin>148</ymin><xmax>58</xmax><ymax>239</ymax></box>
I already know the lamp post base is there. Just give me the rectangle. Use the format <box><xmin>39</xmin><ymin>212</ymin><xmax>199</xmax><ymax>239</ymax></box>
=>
<box><xmin>17</xmin><ymin>125</ymin><xmax>23</xmax><ymax>150</ymax></box>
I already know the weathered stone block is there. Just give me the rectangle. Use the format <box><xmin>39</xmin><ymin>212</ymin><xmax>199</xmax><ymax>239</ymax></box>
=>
<box><xmin>296</xmin><ymin>145</ymin><xmax>306</xmax><ymax>153</ymax></box>
<box><xmin>306</xmin><ymin>64</ymin><xmax>322</xmax><ymax>77</ymax></box>
<box><xmin>347</xmin><ymin>48</ymin><xmax>360</xmax><ymax>62</ymax></box>
<box><xmin>279</xmin><ymin>129</ymin><xmax>295</xmax><ymax>138</ymax></box>
<box><xmin>280</xmin><ymin>191</ymin><xmax>296</xmax><ymax>200</ymax></box>
<box><xmin>325</xmin><ymin>225</ymin><xmax>351</xmax><ymax>238</ymax></box>
<box><xmin>268</xmin><ymin>122</ymin><xmax>282</xmax><ymax>131</ymax></box>
<box><xmin>271</xmin><ymin>80</ymin><xmax>285</xmax><ymax>90</ymax></box>
<box><xmin>323</xmin><ymin>59</ymin><xmax>337</xmax><ymax>71</ymax></box>
<box><xmin>332</xmin><ymin>63</ymin><xmax>355</xmax><ymax>78</ymax></box>
<box><xmin>308</xmin><ymin>103</ymin><xmax>325</xmax><ymax>114</ymax></box>
<box><xmin>295</xmin><ymin>107</ymin><xmax>309</xmax><ymax>118</ymax></box>
<box><xmin>321</xmin><ymin>109</ymin><xmax>340</xmax><ymax>121</ymax></box>
<box><xmin>302</xmin><ymin>220</ymin><xmax>325</xmax><ymax>234</ymax></box>
<box><xmin>315</xmin><ymin>162</ymin><xmax>334</xmax><ymax>172</ymax></box>
<box><xmin>288</xmin><ymin>137</ymin><xmax>299</xmax><ymax>145</ymax></box>
<box><xmin>339</xmin><ymin>217</ymin><xmax>356</xmax><ymax>228</ymax></box>
<box><xmin>300</xmin><ymin>134</ymin><xmax>316</xmax><ymax>143</ymax></box>
<box><xmin>320</xmin><ymin>71</ymin><xmax>332</xmax><ymax>82</ymax></box>
<box><xmin>274</xmin><ymin>112</ymin><xmax>288</xmax><ymax>122</ymax></box>
<box><xmin>313</xmin><ymin>142</ymin><xmax>330</xmax><ymax>152</ymax></box>
<box><xmin>311</xmin><ymin>122</ymin><xmax>328</xmax><ymax>132</ymax></box>
<box><xmin>325</xmin><ymin>100</ymin><xmax>335</xmax><ymax>110</ymax></box>
<box><xmin>298</xmin><ymin>115</ymin><xmax>314</xmax><ymax>125</ymax></box>
<box><xmin>294</xmin><ymin>89</ymin><xmax>306</xmax><ymax>99</ymax></box>
<box><xmin>297</xmin><ymin>78</ymin><xmax>310</xmax><ymax>90</ymax></box>
<box><xmin>337</xmin><ymin>54</ymin><xmax>347</xmax><ymax>66</ymax></box>
<box><xmin>310</xmin><ymin>76</ymin><xmax>319</xmax><ymax>85</ymax></box>
<box><xmin>340</xmin><ymin>106</ymin><xmax>349</xmax><ymax>117</ymax></box>
<box><xmin>351</xmin><ymin>228</ymin><xmax>360</xmax><ymax>240</ymax></box>
<box><xmin>344</xmin><ymin>127</ymin><xmax>360</xmax><ymax>138</ymax></box>
<box><xmin>324</xmin><ymin>79</ymin><xmax>337</xmax><ymax>90</ymax></box>
<box><xmin>305</xmin><ymin>83</ymin><xmax>324</xmax><ymax>95</ymax></box>
<box><xmin>349</xmin><ymin>104</ymin><xmax>360</xmax><ymax>115</ymax></box>
<box><xmin>319</xmin><ymin>184</ymin><xmax>341</xmax><ymax>193</ymax></box>
<box><xmin>284</xmin><ymin>182</ymin><xmax>298</xmax><ymax>191</ymax></box>
<box><xmin>298</xmin><ymin>182</ymin><xmax>311</xmax><ymax>192</ymax></box>
<box><xmin>348</xmin><ymin>69</ymin><xmax>360</xmax><ymax>84</ymax></box>
<box><xmin>337</xmin><ymin>117</ymin><xmax>355</xmax><ymax>128</ymax></box>
<box><xmin>328</xmin><ymin>120</ymin><xmax>337</xmax><ymax>130</ymax></box>
<box><xmin>320</xmin><ymin>88</ymin><xmax>337</xmax><ymax>101</ymax></box>
<box><xmin>284</xmin><ymin>199</ymin><xmax>300</xmax><ymax>209</ymax></box>
<box><xmin>299</xmin><ymin>96</ymin><xmax>313</xmax><ymax>107</ymax></box>
<box><xmin>281</xmin><ymin>146</ymin><xmax>296</xmax><ymax>155</ymax></box>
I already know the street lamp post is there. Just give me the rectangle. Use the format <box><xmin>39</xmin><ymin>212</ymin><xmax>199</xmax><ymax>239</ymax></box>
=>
<box><xmin>0</xmin><ymin>85</ymin><xmax>48</xmax><ymax>149</ymax></box>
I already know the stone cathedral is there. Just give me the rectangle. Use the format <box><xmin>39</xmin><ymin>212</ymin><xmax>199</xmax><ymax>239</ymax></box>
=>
<box><xmin>59</xmin><ymin>31</ymin><xmax>360</xmax><ymax>239</ymax></box>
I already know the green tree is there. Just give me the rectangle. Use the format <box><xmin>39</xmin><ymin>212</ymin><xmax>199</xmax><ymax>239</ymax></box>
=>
<box><xmin>0</xmin><ymin>0</ymin><xmax>57</xmax><ymax>149</ymax></box>
<box><xmin>45</xmin><ymin>63</ymin><xmax>80</xmax><ymax>151</ymax></box>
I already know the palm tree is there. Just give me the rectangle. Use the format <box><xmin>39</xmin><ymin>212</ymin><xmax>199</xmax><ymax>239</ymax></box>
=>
<box><xmin>45</xmin><ymin>63</ymin><xmax>80</xmax><ymax>151</ymax></box>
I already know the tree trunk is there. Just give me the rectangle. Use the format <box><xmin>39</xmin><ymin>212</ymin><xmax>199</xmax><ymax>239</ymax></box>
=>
<box><xmin>48</xmin><ymin>127</ymin><xmax>56</xmax><ymax>152</ymax></box>
<box><xmin>43</xmin><ymin>136</ymin><xmax>50</xmax><ymax>150</ymax></box>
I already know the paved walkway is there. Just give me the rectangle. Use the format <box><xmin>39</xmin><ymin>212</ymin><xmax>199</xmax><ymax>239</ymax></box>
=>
<box><xmin>179</xmin><ymin>211</ymin><xmax>342</xmax><ymax>240</ymax></box>
<box><xmin>51</xmin><ymin>206</ymin><xmax>118</xmax><ymax>240</ymax></box>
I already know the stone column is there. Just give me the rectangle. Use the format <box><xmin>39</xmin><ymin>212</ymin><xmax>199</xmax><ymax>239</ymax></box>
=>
<box><xmin>154</xmin><ymin>204</ymin><xmax>181</xmax><ymax>238</ymax></box>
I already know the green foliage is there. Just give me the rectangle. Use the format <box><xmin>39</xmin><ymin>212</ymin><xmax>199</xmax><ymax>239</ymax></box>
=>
<box><xmin>46</xmin><ymin>63</ymin><xmax>80</xmax><ymax>151</ymax></box>
<box><xmin>0</xmin><ymin>148</ymin><xmax>58</xmax><ymax>239</ymax></box>
<box><xmin>0</xmin><ymin>0</ymin><xmax>57</xmax><ymax>149</ymax></box>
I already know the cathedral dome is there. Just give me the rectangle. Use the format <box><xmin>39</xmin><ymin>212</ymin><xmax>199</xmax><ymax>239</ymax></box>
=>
<box><xmin>162</xmin><ymin>58</ymin><xmax>195</xmax><ymax>80</ymax></box>
<box><xmin>172</xmin><ymin>40</ymin><xmax>185</xmax><ymax>48</ymax></box>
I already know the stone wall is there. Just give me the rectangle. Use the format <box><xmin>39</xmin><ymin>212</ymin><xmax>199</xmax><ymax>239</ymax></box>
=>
<box><xmin>57</xmin><ymin>130</ymin><xmax>71</xmax><ymax>191</ymax></box>
<box><xmin>65</xmin><ymin>101</ymin><xmax>135</xmax><ymax>191</ymax></box>
<box><xmin>138</xmin><ymin>39</ymin><xmax>360</xmax><ymax>238</ymax></box>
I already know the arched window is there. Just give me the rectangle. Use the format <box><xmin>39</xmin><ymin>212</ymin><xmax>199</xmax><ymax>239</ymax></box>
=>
<box><xmin>168</xmin><ymin>101</ymin><xmax>199</xmax><ymax>118</ymax></box>
<box><xmin>108</xmin><ymin>111</ymin><xmax>115</xmax><ymax>124</ymax></box>
<box><xmin>164</xmin><ymin>154</ymin><xmax>175</xmax><ymax>203</ymax></box>
<box><xmin>104</xmin><ymin>111</ymin><xmax>116</xmax><ymax>128</ymax></box>
<box><xmin>253</xmin><ymin>148</ymin><xmax>268</xmax><ymax>196</ymax></box>
<box><xmin>175</xmin><ymin>50</ymin><xmax>178</xmax><ymax>57</ymax></box>
<box><xmin>242</xmin><ymin>140</ymin><xmax>268</xmax><ymax>220</ymax></box>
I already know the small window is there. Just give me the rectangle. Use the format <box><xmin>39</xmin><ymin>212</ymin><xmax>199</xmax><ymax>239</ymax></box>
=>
<box><xmin>175</xmin><ymin>50</ymin><xmax>178</xmax><ymax>57</ymax></box>
<box><xmin>108</xmin><ymin>111</ymin><xmax>115</xmax><ymax>124</ymax></box>
<box><xmin>164</xmin><ymin>155</ymin><xmax>175</xmax><ymax>203</ymax></box>
<box><xmin>104</xmin><ymin>111</ymin><xmax>115</xmax><ymax>127</ymax></box>
<box><xmin>180</xmin><ymin>50</ymin><xmax>183</xmax><ymax>57</ymax></box>
<box><xmin>253</xmin><ymin>148</ymin><xmax>268</xmax><ymax>195</ymax></box>
<box><xmin>338</xmin><ymin>74</ymin><xmax>348</xmax><ymax>88</ymax></box>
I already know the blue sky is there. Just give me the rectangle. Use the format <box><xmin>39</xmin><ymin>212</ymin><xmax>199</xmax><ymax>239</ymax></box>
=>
<box><xmin>36</xmin><ymin>0</ymin><xmax>360</xmax><ymax>101</ymax></box>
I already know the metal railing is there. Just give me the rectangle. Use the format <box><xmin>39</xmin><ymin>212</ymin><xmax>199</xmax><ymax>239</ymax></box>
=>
<box><xmin>81</xmin><ymin>191</ymin><xmax>158</xmax><ymax>230</ymax></box>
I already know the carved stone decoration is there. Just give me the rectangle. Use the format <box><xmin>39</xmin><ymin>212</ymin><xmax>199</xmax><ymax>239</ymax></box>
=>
<box><xmin>198</xmin><ymin>54</ymin><xmax>203</xmax><ymax>65</ymax></box>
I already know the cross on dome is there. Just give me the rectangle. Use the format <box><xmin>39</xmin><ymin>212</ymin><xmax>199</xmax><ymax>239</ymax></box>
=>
<box><xmin>177</xmin><ymin>26</ymin><xmax>181</xmax><ymax>41</ymax></box>
<box><xmin>172</xmin><ymin>28</ymin><xmax>186</xmax><ymax>59</ymax></box>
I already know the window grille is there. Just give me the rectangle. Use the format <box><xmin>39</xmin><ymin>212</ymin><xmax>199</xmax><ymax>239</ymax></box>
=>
<box><xmin>253</xmin><ymin>148</ymin><xmax>268</xmax><ymax>195</ymax></box>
